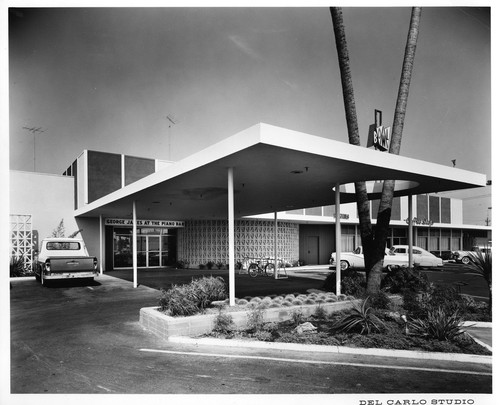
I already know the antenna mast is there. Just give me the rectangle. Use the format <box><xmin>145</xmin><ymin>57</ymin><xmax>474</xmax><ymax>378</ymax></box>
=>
<box><xmin>166</xmin><ymin>115</ymin><xmax>177</xmax><ymax>161</ymax></box>
<box><xmin>22</xmin><ymin>126</ymin><xmax>45</xmax><ymax>171</ymax></box>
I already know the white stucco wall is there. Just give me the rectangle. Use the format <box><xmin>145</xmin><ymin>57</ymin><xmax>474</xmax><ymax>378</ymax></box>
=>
<box><xmin>10</xmin><ymin>170</ymin><xmax>79</xmax><ymax>243</ymax></box>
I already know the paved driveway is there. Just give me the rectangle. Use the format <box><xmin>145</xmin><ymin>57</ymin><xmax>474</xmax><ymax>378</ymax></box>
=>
<box><xmin>8</xmin><ymin>272</ymin><xmax>491</xmax><ymax>396</ymax></box>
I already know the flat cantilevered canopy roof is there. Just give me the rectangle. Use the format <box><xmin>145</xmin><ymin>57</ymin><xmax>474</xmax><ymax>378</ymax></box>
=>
<box><xmin>75</xmin><ymin>123</ymin><xmax>487</xmax><ymax>220</ymax></box>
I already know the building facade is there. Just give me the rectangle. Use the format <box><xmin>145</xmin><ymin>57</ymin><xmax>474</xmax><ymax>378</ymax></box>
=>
<box><xmin>9</xmin><ymin>146</ymin><xmax>491</xmax><ymax>271</ymax></box>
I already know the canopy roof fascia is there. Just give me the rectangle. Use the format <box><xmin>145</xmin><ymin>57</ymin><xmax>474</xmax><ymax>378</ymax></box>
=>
<box><xmin>75</xmin><ymin>123</ymin><xmax>486</xmax><ymax>220</ymax></box>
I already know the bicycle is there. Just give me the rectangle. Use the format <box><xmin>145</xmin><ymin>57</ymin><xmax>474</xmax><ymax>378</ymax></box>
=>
<box><xmin>244</xmin><ymin>257</ymin><xmax>274</xmax><ymax>277</ymax></box>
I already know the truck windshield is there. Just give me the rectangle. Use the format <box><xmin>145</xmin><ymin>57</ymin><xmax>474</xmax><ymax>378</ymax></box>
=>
<box><xmin>46</xmin><ymin>242</ymin><xmax>81</xmax><ymax>250</ymax></box>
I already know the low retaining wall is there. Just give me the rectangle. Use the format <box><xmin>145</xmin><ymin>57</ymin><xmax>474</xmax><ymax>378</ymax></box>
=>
<box><xmin>140</xmin><ymin>299</ymin><xmax>361</xmax><ymax>340</ymax></box>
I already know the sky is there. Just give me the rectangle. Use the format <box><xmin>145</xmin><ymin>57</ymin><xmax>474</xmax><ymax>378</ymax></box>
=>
<box><xmin>5</xmin><ymin>3</ymin><xmax>493</xmax><ymax>224</ymax></box>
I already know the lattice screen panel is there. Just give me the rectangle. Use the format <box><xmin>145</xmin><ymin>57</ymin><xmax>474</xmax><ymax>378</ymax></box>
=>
<box><xmin>178</xmin><ymin>219</ymin><xmax>299</xmax><ymax>267</ymax></box>
<box><xmin>10</xmin><ymin>214</ymin><xmax>33</xmax><ymax>270</ymax></box>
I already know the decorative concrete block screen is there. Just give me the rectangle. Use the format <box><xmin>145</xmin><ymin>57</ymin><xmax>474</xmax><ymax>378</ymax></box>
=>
<box><xmin>178</xmin><ymin>219</ymin><xmax>299</xmax><ymax>267</ymax></box>
<box><xmin>10</xmin><ymin>214</ymin><xmax>33</xmax><ymax>270</ymax></box>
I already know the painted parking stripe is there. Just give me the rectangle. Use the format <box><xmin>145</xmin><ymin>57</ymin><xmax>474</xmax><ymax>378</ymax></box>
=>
<box><xmin>139</xmin><ymin>348</ymin><xmax>491</xmax><ymax>376</ymax></box>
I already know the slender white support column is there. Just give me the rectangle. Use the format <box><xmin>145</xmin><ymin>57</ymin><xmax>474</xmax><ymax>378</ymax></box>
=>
<box><xmin>408</xmin><ymin>196</ymin><xmax>414</xmax><ymax>268</ymax></box>
<box><xmin>274</xmin><ymin>211</ymin><xmax>278</xmax><ymax>279</ymax></box>
<box><xmin>132</xmin><ymin>200</ymin><xmax>138</xmax><ymax>288</ymax></box>
<box><xmin>228</xmin><ymin>168</ymin><xmax>235</xmax><ymax>306</ymax></box>
<box><xmin>335</xmin><ymin>183</ymin><xmax>341</xmax><ymax>295</ymax></box>
<box><xmin>99</xmin><ymin>214</ymin><xmax>104</xmax><ymax>275</ymax></box>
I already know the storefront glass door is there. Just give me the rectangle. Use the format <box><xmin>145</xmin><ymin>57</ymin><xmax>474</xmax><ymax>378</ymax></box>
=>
<box><xmin>113</xmin><ymin>228</ymin><xmax>175</xmax><ymax>269</ymax></box>
<box><xmin>137</xmin><ymin>235</ymin><xmax>147</xmax><ymax>267</ymax></box>
<box><xmin>148</xmin><ymin>236</ymin><xmax>160</xmax><ymax>267</ymax></box>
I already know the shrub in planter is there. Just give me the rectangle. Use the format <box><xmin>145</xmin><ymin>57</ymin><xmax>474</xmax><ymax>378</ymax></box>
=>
<box><xmin>402</xmin><ymin>289</ymin><xmax>427</xmax><ymax>319</ymax></box>
<box><xmin>10</xmin><ymin>256</ymin><xmax>26</xmax><ymax>277</ymax></box>
<box><xmin>323</xmin><ymin>269</ymin><xmax>366</xmax><ymax>297</ymax></box>
<box><xmin>367</xmin><ymin>291</ymin><xmax>390</xmax><ymax>310</ymax></box>
<box><xmin>291</xmin><ymin>309</ymin><xmax>305</xmax><ymax>326</ymax></box>
<box><xmin>158</xmin><ymin>276</ymin><xmax>227</xmax><ymax>316</ymax></box>
<box><xmin>206</xmin><ymin>261</ymin><xmax>214</xmax><ymax>270</ymax></box>
<box><xmin>332</xmin><ymin>298</ymin><xmax>385</xmax><ymax>335</ymax></box>
<box><xmin>174</xmin><ymin>260</ymin><xmax>188</xmax><ymax>269</ymax></box>
<box><xmin>158</xmin><ymin>285</ymin><xmax>199</xmax><ymax>316</ymax></box>
<box><xmin>381</xmin><ymin>266</ymin><xmax>430</xmax><ymax>294</ymax></box>
<box><xmin>313</xmin><ymin>305</ymin><xmax>328</xmax><ymax>320</ymax></box>
<box><xmin>246</xmin><ymin>307</ymin><xmax>265</xmax><ymax>332</ymax></box>
<box><xmin>212</xmin><ymin>309</ymin><xmax>235</xmax><ymax>336</ymax></box>
<box><xmin>408</xmin><ymin>307</ymin><xmax>465</xmax><ymax>341</ymax></box>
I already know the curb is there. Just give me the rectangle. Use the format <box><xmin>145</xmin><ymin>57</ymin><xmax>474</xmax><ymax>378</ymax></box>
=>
<box><xmin>463</xmin><ymin>321</ymin><xmax>491</xmax><ymax>328</ymax></box>
<box><xmin>168</xmin><ymin>336</ymin><xmax>492</xmax><ymax>365</ymax></box>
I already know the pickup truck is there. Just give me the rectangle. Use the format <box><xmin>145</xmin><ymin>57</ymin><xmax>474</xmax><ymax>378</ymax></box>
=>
<box><xmin>34</xmin><ymin>238</ymin><xmax>98</xmax><ymax>285</ymax></box>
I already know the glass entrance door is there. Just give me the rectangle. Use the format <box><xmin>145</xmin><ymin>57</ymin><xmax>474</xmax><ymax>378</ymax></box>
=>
<box><xmin>148</xmin><ymin>236</ymin><xmax>160</xmax><ymax>267</ymax></box>
<box><xmin>112</xmin><ymin>227</ymin><xmax>176</xmax><ymax>269</ymax></box>
<box><xmin>137</xmin><ymin>235</ymin><xmax>147</xmax><ymax>267</ymax></box>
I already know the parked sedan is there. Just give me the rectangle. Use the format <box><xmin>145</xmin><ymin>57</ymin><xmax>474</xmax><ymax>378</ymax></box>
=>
<box><xmin>390</xmin><ymin>245</ymin><xmax>443</xmax><ymax>268</ymax></box>
<box><xmin>452</xmin><ymin>246</ymin><xmax>491</xmax><ymax>265</ymax></box>
<box><xmin>329</xmin><ymin>246</ymin><xmax>412</xmax><ymax>271</ymax></box>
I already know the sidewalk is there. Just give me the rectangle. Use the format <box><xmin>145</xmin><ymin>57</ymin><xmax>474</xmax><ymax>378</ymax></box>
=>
<box><xmin>463</xmin><ymin>321</ymin><xmax>493</xmax><ymax>351</ymax></box>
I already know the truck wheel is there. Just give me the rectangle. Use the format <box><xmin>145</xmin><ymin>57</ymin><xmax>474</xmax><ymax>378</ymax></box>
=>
<box><xmin>461</xmin><ymin>256</ymin><xmax>471</xmax><ymax>265</ymax></box>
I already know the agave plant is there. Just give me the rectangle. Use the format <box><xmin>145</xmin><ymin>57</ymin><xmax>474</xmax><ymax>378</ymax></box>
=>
<box><xmin>466</xmin><ymin>250</ymin><xmax>492</xmax><ymax>315</ymax></box>
<box><xmin>408</xmin><ymin>307</ymin><xmax>465</xmax><ymax>341</ymax></box>
<box><xmin>332</xmin><ymin>298</ymin><xmax>384</xmax><ymax>335</ymax></box>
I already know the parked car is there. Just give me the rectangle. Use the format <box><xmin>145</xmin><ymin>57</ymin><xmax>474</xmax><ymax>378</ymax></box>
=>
<box><xmin>329</xmin><ymin>246</ymin><xmax>412</xmax><ymax>271</ymax></box>
<box><xmin>452</xmin><ymin>246</ymin><xmax>491</xmax><ymax>265</ymax></box>
<box><xmin>390</xmin><ymin>245</ymin><xmax>443</xmax><ymax>268</ymax></box>
<box><xmin>34</xmin><ymin>237</ymin><xmax>99</xmax><ymax>286</ymax></box>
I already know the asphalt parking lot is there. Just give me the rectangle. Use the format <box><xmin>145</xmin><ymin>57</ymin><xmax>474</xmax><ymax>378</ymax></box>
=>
<box><xmin>8</xmin><ymin>263</ymin><xmax>492</xmax><ymax>396</ymax></box>
<box><xmin>107</xmin><ymin>262</ymin><xmax>490</xmax><ymax>301</ymax></box>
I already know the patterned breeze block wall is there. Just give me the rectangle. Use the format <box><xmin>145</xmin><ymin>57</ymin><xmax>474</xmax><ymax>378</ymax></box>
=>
<box><xmin>178</xmin><ymin>219</ymin><xmax>299</xmax><ymax>266</ymax></box>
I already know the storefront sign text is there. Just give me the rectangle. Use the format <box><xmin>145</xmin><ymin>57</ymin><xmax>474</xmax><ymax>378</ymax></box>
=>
<box><xmin>405</xmin><ymin>217</ymin><xmax>434</xmax><ymax>226</ymax></box>
<box><xmin>105</xmin><ymin>218</ymin><xmax>184</xmax><ymax>227</ymax></box>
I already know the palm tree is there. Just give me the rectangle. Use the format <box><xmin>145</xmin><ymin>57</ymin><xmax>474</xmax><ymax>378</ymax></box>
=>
<box><xmin>330</xmin><ymin>7</ymin><xmax>422</xmax><ymax>294</ymax></box>
<box><xmin>467</xmin><ymin>250</ymin><xmax>492</xmax><ymax>315</ymax></box>
<box><xmin>329</xmin><ymin>7</ymin><xmax>376</xmax><ymax>272</ymax></box>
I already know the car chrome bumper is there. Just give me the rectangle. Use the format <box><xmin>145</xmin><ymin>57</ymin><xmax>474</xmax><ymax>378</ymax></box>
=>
<box><xmin>43</xmin><ymin>272</ymin><xmax>98</xmax><ymax>280</ymax></box>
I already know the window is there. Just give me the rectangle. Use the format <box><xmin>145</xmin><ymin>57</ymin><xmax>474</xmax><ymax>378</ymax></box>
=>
<box><xmin>441</xmin><ymin>198</ymin><xmax>451</xmax><ymax>223</ymax></box>
<box><xmin>46</xmin><ymin>241</ymin><xmax>81</xmax><ymax>250</ymax></box>
<box><xmin>305</xmin><ymin>207</ymin><xmax>322</xmax><ymax>216</ymax></box>
<box><xmin>417</xmin><ymin>195</ymin><xmax>428</xmax><ymax>219</ymax></box>
<box><xmin>429</xmin><ymin>196</ymin><xmax>440</xmax><ymax>223</ymax></box>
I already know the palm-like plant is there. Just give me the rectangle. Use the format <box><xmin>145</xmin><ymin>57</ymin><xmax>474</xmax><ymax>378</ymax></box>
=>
<box><xmin>330</xmin><ymin>7</ymin><xmax>422</xmax><ymax>295</ymax></box>
<box><xmin>332</xmin><ymin>298</ymin><xmax>384</xmax><ymax>335</ymax></box>
<box><xmin>467</xmin><ymin>250</ymin><xmax>492</xmax><ymax>315</ymax></box>
<box><xmin>409</xmin><ymin>307</ymin><xmax>465</xmax><ymax>341</ymax></box>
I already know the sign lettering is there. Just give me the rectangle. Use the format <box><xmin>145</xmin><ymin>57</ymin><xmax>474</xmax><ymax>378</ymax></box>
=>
<box><xmin>373</xmin><ymin>126</ymin><xmax>391</xmax><ymax>151</ymax></box>
<box><xmin>105</xmin><ymin>218</ymin><xmax>184</xmax><ymax>228</ymax></box>
<box><xmin>405</xmin><ymin>217</ymin><xmax>434</xmax><ymax>226</ymax></box>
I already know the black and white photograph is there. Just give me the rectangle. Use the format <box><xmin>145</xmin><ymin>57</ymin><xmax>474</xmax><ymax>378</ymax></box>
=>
<box><xmin>3</xmin><ymin>1</ymin><xmax>495</xmax><ymax>404</ymax></box>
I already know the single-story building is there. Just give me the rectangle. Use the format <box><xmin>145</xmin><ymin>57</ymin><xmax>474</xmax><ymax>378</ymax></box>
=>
<box><xmin>10</xmin><ymin>123</ymin><xmax>490</xmax><ymax>283</ymax></box>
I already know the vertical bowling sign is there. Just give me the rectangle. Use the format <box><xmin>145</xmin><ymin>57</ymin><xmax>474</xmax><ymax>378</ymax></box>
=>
<box><xmin>367</xmin><ymin>109</ymin><xmax>391</xmax><ymax>151</ymax></box>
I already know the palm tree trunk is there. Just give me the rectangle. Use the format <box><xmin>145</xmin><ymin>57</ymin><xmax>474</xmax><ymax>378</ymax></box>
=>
<box><xmin>330</xmin><ymin>7</ymin><xmax>375</xmax><ymax>273</ymax></box>
<box><xmin>366</xmin><ymin>7</ymin><xmax>422</xmax><ymax>295</ymax></box>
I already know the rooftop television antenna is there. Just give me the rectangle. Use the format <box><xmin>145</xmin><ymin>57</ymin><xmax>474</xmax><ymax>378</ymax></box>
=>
<box><xmin>166</xmin><ymin>114</ymin><xmax>178</xmax><ymax>161</ymax></box>
<box><xmin>22</xmin><ymin>126</ymin><xmax>45</xmax><ymax>171</ymax></box>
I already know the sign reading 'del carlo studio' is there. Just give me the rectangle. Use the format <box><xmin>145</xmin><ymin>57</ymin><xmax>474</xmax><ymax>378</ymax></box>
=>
<box><xmin>105</xmin><ymin>218</ymin><xmax>185</xmax><ymax>228</ymax></box>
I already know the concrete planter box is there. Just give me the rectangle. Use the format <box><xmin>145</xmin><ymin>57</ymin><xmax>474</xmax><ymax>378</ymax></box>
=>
<box><xmin>140</xmin><ymin>299</ymin><xmax>362</xmax><ymax>340</ymax></box>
